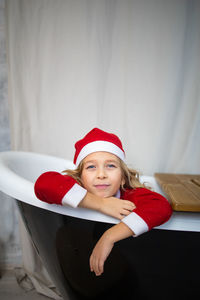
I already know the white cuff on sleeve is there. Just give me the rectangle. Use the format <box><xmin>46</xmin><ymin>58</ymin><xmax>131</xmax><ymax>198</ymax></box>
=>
<box><xmin>61</xmin><ymin>183</ymin><xmax>87</xmax><ymax>208</ymax></box>
<box><xmin>122</xmin><ymin>212</ymin><xmax>149</xmax><ymax>237</ymax></box>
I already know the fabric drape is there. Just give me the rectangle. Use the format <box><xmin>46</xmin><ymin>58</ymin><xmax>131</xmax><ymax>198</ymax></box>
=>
<box><xmin>5</xmin><ymin>0</ymin><xmax>200</xmax><ymax>298</ymax></box>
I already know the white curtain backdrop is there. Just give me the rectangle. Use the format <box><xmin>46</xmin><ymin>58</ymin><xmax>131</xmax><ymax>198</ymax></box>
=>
<box><xmin>5</xmin><ymin>0</ymin><xmax>200</xmax><ymax>298</ymax></box>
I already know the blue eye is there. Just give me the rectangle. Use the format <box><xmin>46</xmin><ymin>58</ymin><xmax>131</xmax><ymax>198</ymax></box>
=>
<box><xmin>86</xmin><ymin>165</ymin><xmax>95</xmax><ymax>169</ymax></box>
<box><xmin>107</xmin><ymin>164</ymin><xmax>116</xmax><ymax>168</ymax></box>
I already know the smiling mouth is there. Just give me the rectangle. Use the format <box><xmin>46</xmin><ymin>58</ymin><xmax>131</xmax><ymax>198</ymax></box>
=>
<box><xmin>94</xmin><ymin>184</ymin><xmax>110</xmax><ymax>190</ymax></box>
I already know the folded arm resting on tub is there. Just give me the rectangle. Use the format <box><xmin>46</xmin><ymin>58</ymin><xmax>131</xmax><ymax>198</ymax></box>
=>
<box><xmin>34</xmin><ymin>171</ymin><xmax>135</xmax><ymax>221</ymax></box>
<box><xmin>34</xmin><ymin>171</ymin><xmax>172</xmax><ymax>236</ymax></box>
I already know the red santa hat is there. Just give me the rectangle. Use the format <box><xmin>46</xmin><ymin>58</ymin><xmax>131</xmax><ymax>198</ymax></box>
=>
<box><xmin>74</xmin><ymin>128</ymin><xmax>125</xmax><ymax>166</ymax></box>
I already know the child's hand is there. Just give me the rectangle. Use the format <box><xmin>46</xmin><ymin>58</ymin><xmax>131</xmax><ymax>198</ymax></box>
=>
<box><xmin>90</xmin><ymin>222</ymin><xmax>134</xmax><ymax>276</ymax></box>
<box><xmin>90</xmin><ymin>232</ymin><xmax>114</xmax><ymax>276</ymax></box>
<box><xmin>100</xmin><ymin>197</ymin><xmax>136</xmax><ymax>220</ymax></box>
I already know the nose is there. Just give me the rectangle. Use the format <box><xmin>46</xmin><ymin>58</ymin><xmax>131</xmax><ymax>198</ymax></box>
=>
<box><xmin>97</xmin><ymin>167</ymin><xmax>107</xmax><ymax>179</ymax></box>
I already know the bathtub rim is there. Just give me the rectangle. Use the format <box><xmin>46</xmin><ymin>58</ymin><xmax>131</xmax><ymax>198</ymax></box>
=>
<box><xmin>0</xmin><ymin>150</ymin><xmax>200</xmax><ymax>232</ymax></box>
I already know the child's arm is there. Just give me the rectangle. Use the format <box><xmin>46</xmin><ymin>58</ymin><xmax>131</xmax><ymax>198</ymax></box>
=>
<box><xmin>90</xmin><ymin>188</ymin><xmax>173</xmax><ymax>276</ymax></box>
<box><xmin>79</xmin><ymin>192</ymin><xmax>135</xmax><ymax>219</ymax></box>
<box><xmin>34</xmin><ymin>171</ymin><xmax>135</xmax><ymax>219</ymax></box>
<box><xmin>121</xmin><ymin>188</ymin><xmax>172</xmax><ymax>236</ymax></box>
<box><xmin>90</xmin><ymin>222</ymin><xmax>133</xmax><ymax>276</ymax></box>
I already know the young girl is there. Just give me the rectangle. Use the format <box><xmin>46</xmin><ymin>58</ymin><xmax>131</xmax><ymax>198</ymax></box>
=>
<box><xmin>34</xmin><ymin>128</ymin><xmax>172</xmax><ymax>277</ymax></box>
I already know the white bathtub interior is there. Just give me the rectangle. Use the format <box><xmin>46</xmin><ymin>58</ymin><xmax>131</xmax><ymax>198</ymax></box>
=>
<box><xmin>3</xmin><ymin>151</ymin><xmax>75</xmax><ymax>182</ymax></box>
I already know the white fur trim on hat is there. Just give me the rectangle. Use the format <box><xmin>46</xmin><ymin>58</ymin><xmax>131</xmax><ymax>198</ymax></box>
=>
<box><xmin>76</xmin><ymin>140</ymin><xmax>125</xmax><ymax>166</ymax></box>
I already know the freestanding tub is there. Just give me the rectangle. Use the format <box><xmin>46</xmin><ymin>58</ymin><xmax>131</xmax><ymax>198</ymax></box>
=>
<box><xmin>0</xmin><ymin>151</ymin><xmax>200</xmax><ymax>300</ymax></box>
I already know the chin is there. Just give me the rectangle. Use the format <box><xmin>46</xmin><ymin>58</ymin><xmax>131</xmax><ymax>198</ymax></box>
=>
<box><xmin>97</xmin><ymin>192</ymin><xmax>114</xmax><ymax>198</ymax></box>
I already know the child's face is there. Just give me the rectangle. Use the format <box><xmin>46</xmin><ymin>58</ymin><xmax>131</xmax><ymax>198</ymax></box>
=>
<box><xmin>81</xmin><ymin>151</ymin><xmax>124</xmax><ymax>198</ymax></box>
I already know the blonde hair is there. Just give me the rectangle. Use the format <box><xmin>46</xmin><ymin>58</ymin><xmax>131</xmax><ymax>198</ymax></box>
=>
<box><xmin>62</xmin><ymin>159</ymin><xmax>151</xmax><ymax>191</ymax></box>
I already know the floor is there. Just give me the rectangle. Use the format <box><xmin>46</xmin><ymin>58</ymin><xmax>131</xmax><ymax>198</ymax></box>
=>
<box><xmin>0</xmin><ymin>269</ymin><xmax>51</xmax><ymax>300</ymax></box>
